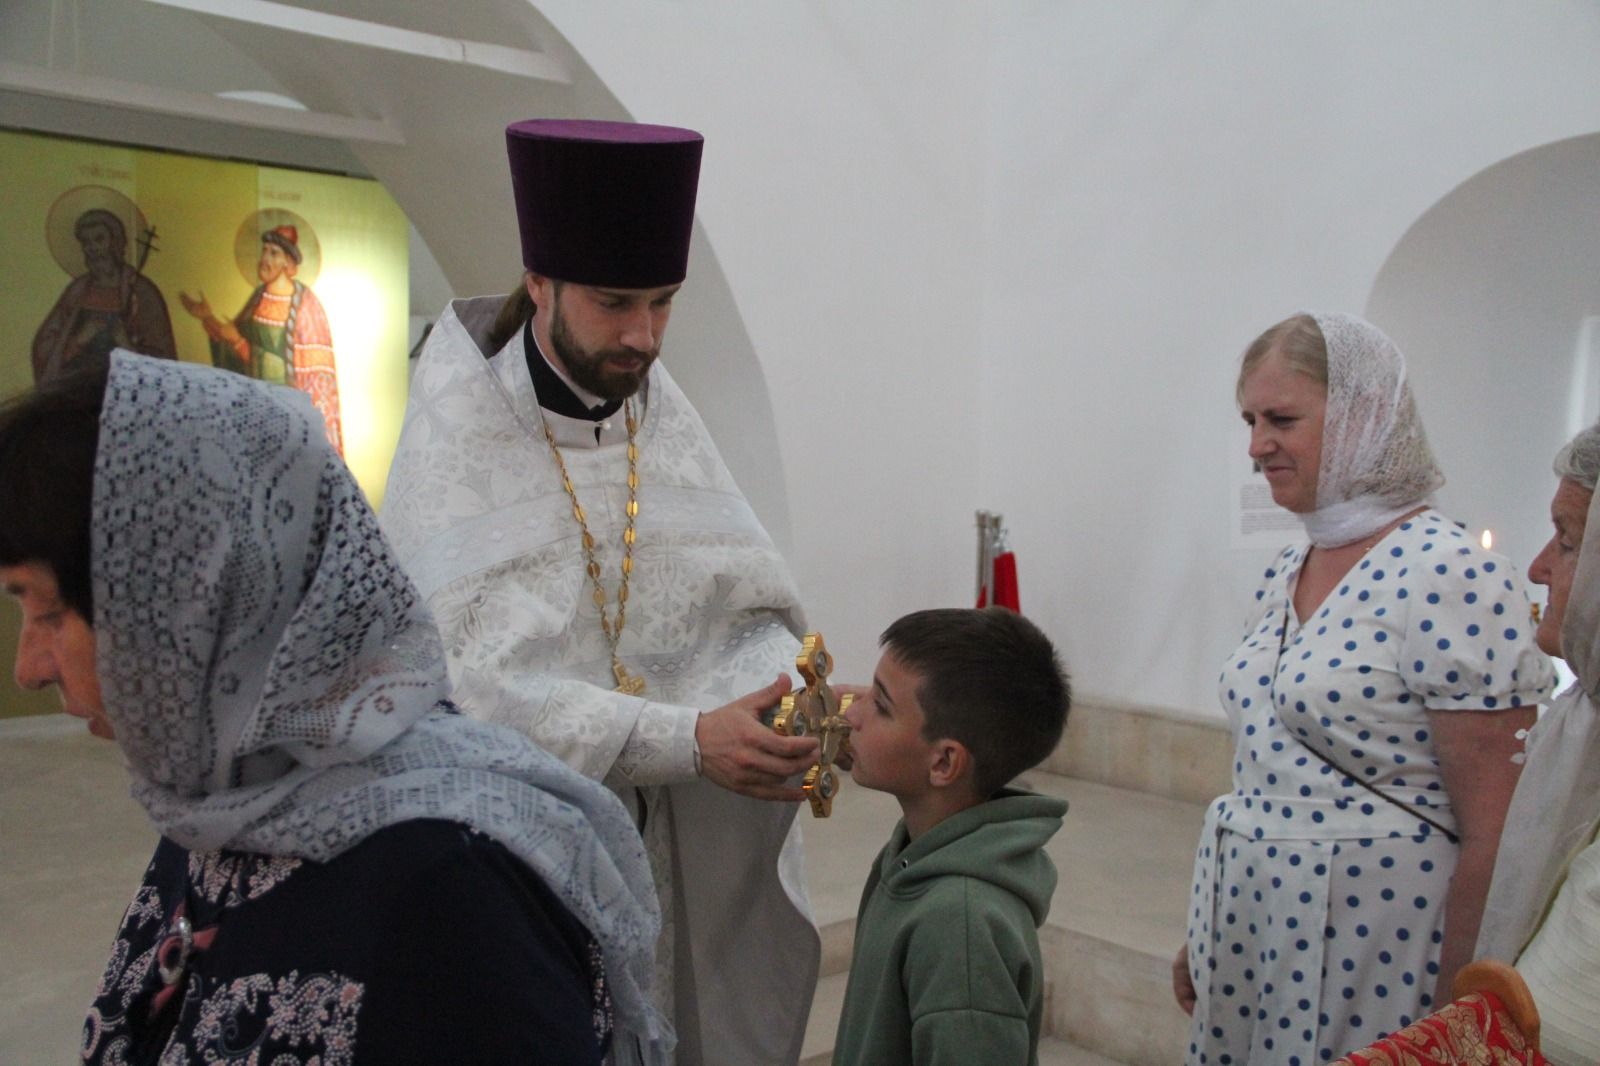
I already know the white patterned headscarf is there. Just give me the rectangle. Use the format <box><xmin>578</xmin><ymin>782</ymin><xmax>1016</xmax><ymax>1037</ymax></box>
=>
<box><xmin>93</xmin><ymin>351</ymin><xmax>670</xmax><ymax>1064</ymax></box>
<box><xmin>1301</xmin><ymin>311</ymin><xmax>1444</xmax><ymax>548</ymax></box>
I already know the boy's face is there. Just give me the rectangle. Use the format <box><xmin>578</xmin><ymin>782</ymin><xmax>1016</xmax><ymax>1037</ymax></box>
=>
<box><xmin>842</xmin><ymin>648</ymin><xmax>938</xmax><ymax>798</ymax></box>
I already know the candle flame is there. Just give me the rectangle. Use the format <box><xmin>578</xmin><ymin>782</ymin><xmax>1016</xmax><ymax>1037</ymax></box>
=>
<box><xmin>1481</xmin><ymin>529</ymin><xmax>1494</xmax><ymax>551</ymax></box>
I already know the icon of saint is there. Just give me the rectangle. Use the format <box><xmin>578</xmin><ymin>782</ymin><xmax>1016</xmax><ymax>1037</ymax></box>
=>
<box><xmin>182</xmin><ymin>223</ymin><xmax>342</xmax><ymax>454</ymax></box>
<box><xmin>32</xmin><ymin>207</ymin><xmax>176</xmax><ymax>383</ymax></box>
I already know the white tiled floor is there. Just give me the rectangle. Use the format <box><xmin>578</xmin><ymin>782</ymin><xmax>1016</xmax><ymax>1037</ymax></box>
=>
<box><xmin>3</xmin><ymin>717</ymin><xmax>1205</xmax><ymax>1066</ymax></box>
<box><xmin>1</xmin><ymin>716</ymin><xmax>155</xmax><ymax>1064</ymax></box>
<box><xmin>0</xmin><ymin>719</ymin><xmax>906</xmax><ymax>1063</ymax></box>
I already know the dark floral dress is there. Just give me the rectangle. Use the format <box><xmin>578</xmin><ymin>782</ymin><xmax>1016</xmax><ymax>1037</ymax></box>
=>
<box><xmin>83</xmin><ymin>819</ymin><xmax>612</xmax><ymax>1065</ymax></box>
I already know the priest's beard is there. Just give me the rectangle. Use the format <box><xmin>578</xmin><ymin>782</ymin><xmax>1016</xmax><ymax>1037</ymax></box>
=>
<box><xmin>549</xmin><ymin>296</ymin><xmax>658</xmax><ymax>401</ymax></box>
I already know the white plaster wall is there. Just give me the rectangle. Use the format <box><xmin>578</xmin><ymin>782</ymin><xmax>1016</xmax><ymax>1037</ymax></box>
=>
<box><xmin>978</xmin><ymin>3</ymin><xmax>1600</xmax><ymax>715</ymax></box>
<box><xmin>9</xmin><ymin>1</ymin><xmax>1600</xmax><ymax>717</ymax></box>
<box><xmin>525</xmin><ymin>2</ymin><xmax>991</xmax><ymax>680</ymax></box>
<box><xmin>1368</xmin><ymin>134</ymin><xmax>1600</xmax><ymax>576</ymax></box>
<box><xmin>425</xmin><ymin>0</ymin><xmax>1600</xmax><ymax>708</ymax></box>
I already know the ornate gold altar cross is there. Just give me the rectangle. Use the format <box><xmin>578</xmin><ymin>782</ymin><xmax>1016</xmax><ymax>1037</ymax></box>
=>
<box><xmin>771</xmin><ymin>632</ymin><xmax>853</xmax><ymax>818</ymax></box>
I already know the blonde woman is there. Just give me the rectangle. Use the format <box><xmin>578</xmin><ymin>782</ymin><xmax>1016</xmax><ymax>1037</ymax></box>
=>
<box><xmin>1175</xmin><ymin>313</ymin><xmax>1553</xmax><ymax>1065</ymax></box>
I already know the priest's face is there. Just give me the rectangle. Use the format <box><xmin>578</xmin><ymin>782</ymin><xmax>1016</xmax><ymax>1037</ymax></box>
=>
<box><xmin>527</xmin><ymin>274</ymin><xmax>679</xmax><ymax>401</ymax></box>
<box><xmin>1528</xmin><ymin>477</ymin><xmax>1591</xmax><ymax>658</ymax></box>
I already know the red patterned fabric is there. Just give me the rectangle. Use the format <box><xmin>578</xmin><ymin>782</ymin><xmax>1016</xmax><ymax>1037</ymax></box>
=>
<box><xmin>1332</xmin><ymin>991</ymin><xmax>1546</xmax><ymax>1065</ymax></box>
<box><xmin>285</xmin><ymin>288</ymin><xmax>342</xmax><ymax>456</ymax></box>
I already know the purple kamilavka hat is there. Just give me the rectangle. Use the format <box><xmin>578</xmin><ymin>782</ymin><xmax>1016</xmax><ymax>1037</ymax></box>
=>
<box><xmin>506</xmin><ymin>118</ymin><xmax>703</xmax><ymax>289</ymax></box>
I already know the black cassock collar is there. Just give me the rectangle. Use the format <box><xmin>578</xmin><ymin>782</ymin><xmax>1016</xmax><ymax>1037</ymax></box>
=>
<box><xmin>523</xmin><ymin>316</ymin><xmax>622</xmax><ymax>423</ymax></box>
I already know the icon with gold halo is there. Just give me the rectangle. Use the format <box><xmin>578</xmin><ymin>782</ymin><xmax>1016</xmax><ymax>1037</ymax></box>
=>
<box><xmin>178</xmin><ymin>209</ymin><xmax>344</xmax><ymax>454</ymax></box>
<box><xmin>32</xmin><ymin>184</ymin><xmax>177</xmax><ymax>382</ymax></box>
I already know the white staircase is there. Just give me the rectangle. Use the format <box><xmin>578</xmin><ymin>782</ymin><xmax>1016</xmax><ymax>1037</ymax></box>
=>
<box><xmin>800</xmin><ymin>701</ymin><xmax>1231</xmax><ymax>1066</ymax></box>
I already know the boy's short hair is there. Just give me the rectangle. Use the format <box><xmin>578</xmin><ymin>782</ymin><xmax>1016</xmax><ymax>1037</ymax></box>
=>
<box><xmin>880</xmin><ymin>606</ymin><xmax>1070</xmax><ymax>797</ymax></box>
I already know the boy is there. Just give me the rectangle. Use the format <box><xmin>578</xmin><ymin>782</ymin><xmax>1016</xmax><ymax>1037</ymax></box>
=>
<box><xmin>834</xmin><ymin>607</ymin><xmax>1071</xmax><ymax>1066</ymax></box>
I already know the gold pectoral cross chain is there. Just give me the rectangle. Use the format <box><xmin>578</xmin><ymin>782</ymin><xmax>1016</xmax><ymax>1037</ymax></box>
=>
<box><xmin>612</xmin><ymin>659</ymin><xmax>646</xmax><ymax>696</ymax></box>
<box><xmin>541</xmin><ymin>400</ymin><xmax>646</xmax><ymax>697</ymax></box>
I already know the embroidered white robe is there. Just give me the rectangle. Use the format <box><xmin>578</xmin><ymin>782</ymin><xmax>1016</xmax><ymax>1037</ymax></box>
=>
<box><xmin>382</xmin><ymin>296</ymin><xmax>820</xmax><ymax>1066</ymax></box>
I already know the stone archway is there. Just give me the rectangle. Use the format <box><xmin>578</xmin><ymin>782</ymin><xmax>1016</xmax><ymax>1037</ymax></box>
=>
<box><xmin>1366</xmin><ymin>132</ymin><xmax>1600</xmax><ymax>568</ymax></box>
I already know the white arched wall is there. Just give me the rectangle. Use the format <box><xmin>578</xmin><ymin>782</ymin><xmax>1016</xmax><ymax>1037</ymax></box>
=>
<box><xmin>976</xmin><ymin>4</ymin><xmax>1600</xmax><ymax>716</ymax></box>
<box><xmin>329</xmin><ymin>1</ymin><xmax>1600</xmax><ymax>706</ymax></box>
<box><xmin>8</xmin><ymin>2</ymin><xmax>1600</xmax><ymax>715</ymax></box>
<box><xmin>520</xmin><ymin>2</ymin><xmax>991</xmax><ymax>677</ymax></box>
<box><xmin>1368</xmin><ymin>134</ymin><xmax>1600</xmax><ymax>579</ymax></box>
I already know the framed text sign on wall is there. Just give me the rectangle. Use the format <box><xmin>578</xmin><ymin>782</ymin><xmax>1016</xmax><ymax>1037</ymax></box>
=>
<box><xmin>0</xmin><ymin>129</ymin><xmax>412</xmax><ymax>718</ymax></box>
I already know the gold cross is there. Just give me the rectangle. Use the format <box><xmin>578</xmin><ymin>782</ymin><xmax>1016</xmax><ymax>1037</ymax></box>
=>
<box><xmin>771</xmin><ymin>632</ymin><xmax>853</xmax><ymax>817</ymax></box>
<box><xmin>613</xmin><ymin>659</ymin><xmax>646</xmax><ymax>696</ymax></box>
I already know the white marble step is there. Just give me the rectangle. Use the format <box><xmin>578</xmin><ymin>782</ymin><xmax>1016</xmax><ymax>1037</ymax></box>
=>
<box><xmin>801</xmin><ymin>972</ymin><xmax>1130</xmax><ymax>1065</ymax></box>
<box><xmin>1036</xmin><ymin>1038</ymin><xmax>1133</xmax><ymax>1065</ymax></box>
<box><xmin>1026</xmin><ymin>770</ymin><xmax>1201</xmax><ymax>1066</ymax></box>
<box><xmin>800</xmin><ymin>773</ymin><xmax>904</xmax><ymax>975</ymax></box>
<box><xmin>1040</xmin><ymin>700</ymin><xmax>1231</xmax><ymax>807</ymax></box>
<box><xmin>800</xmin><ymin>770</ymin><xmax>1206</xmax><ymax>1066</ymax></box>
<box><xmin>800</xmin><ymin>971</ymin><xmax>850</xmax><ymax>1065</ymax></box>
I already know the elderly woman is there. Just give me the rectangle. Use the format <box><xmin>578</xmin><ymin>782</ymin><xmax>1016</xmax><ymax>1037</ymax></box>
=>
<box><xmin>0</xmin><ymin>352</ymin><xmax>670</xmax><ymax>1065</ymax></box>
<box><xmin>1174</xmin><ymin>312</ymin><xmax>1554</xmax><ymax>1065</ymax></box>
<box><xmin>1475</xmin><ymin>423</ymin><xmax>1600</xmax><ymax>1065</ymax></box>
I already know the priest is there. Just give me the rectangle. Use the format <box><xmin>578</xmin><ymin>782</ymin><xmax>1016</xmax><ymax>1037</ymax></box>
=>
<box><xmin>381</xmin><ymin>119</ymin><xmax>821</xmax><ymax>1066</ymax></box>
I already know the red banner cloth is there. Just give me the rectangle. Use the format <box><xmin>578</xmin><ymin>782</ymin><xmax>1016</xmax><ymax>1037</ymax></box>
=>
<box><xmin>991</xmin><ymin>551</ymin><xmax>1019</xmax><ymax>612</ymax></box>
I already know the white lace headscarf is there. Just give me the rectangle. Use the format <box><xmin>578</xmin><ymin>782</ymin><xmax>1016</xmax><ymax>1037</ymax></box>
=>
<box><xmin>1301</xmin><ymin>311</ymin><xmax>1444</xmax><ymax>547</ymax></box>
<box><xmin>1478</xmin><ymin>422</ymin><xmax>1600</xmax><ymax>962</ymax></box>
<box><xmin>93</xmin><ymin>351</ymin><xmax>670</xmax><ymax>1065</ymax></box>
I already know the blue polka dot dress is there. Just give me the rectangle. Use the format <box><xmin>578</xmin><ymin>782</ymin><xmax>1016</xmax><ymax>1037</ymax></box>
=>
<box><xmin>1184</xmin><ymin>512</ymin><xmax>1554</xmax><ymax>1066</ymax></box>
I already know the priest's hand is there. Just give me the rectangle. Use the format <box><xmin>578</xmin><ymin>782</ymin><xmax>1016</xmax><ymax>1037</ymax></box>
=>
<box><xmin>696</xmin><ymin>674</ymin><xmax>821</xmax><ymax>802</ymax></box>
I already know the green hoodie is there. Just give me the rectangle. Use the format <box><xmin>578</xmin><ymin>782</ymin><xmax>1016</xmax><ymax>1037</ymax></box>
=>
<box><xmin>832</xmin><ymin>789</ymin><xmax>1068</xmax><ymax>1066</ymax></box>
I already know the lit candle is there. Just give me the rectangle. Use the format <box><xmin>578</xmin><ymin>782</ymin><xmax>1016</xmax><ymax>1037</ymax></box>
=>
<box><xmin>1481</xmin><ymin>529</ymin><xmax>1494</xmax><ymax>551</ymax></box>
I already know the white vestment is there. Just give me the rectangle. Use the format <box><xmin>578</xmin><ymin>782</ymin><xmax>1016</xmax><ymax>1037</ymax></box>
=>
<box><xmin>382</xmin><ymin>296</ymin><xmax>820</xmax><ymax>1065</ymax></box>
